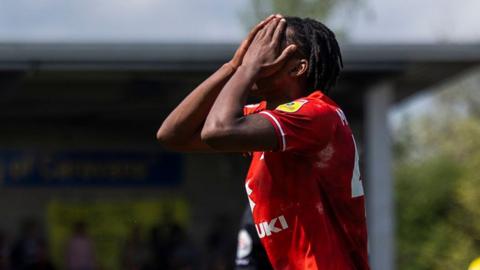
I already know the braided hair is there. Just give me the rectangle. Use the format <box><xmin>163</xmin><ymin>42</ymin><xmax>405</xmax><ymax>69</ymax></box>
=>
<box><xmin>283</xmin><ymin>17</ymin><xmax>343</xmax><ymax>95</ymax></box>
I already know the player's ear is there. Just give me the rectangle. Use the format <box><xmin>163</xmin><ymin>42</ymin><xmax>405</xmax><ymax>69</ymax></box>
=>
<box><xmin>288</xmin><ymin>59</ymin><xmax>308</xmax><ymax>78</ymax></box>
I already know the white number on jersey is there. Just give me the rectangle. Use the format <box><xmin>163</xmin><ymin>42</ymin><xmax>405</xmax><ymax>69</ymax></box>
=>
<box><xmin>351</xmin><ymin>136</ymin><xmax>364</xmax><ymax>198</ymax></box>
<box><xmin>336</xmin><ymin>108</ymin><xmax>364</xmax><ymax>198</ymax></box>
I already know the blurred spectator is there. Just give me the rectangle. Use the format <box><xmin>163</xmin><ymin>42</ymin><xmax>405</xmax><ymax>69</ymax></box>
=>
<box><xmin>205</xmin><ymin>215</ymin><xmax>235</xmax><ymax>270</ymax></box>
<box><xmin>10</xmin><ymin>219</ymin><xmax>54</xmax><ymax>270</ymax></box>
<box><xmin>65</xmin><ymin>221</ymin><xmax>96</xmax><ymax>270</ymax></box>
<box><xmin>120</xmin><ymin>226</ymin><xmax>149</xmax><ymax>270</ymax></box>
<box><xmin>25</xmin><ymin>239</ymin><xmax>55</xmax><ymax>270</ymax></box>
<box><xmin>149</xmin><ymin>219</ymin><xmax>198</xmax><ymax>270</ymax></box>
<box><xmin>149</xmin><ymin>224</ymin><xmax>170</xmax><ymax>269</ymax></box>
<box><xmin>168</xmin><ymin>224</ymin><xmax>198</xmax><ymax>270</ymax></box>
<box><xmin>0</xmin><ymin>230</ymin><xmax>10</xmax><ymax>270</ymax></box>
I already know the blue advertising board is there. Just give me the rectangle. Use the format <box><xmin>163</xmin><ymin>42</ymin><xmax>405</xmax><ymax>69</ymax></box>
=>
<box><xmin>0</xmin><ymin>150</ymin><xmax>182</xmax><ymax>187</ymax></box>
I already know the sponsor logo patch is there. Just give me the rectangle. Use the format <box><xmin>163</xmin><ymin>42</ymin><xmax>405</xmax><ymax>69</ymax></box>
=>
<box><xmin>275</xmin><ymin>100</ymin><xmax>308</xmax><ymax>113</ymax></box>
<box><xmin>255</xmin><ymin>215</ymin><xmax>289</xmax><ymax>239</ymax></box>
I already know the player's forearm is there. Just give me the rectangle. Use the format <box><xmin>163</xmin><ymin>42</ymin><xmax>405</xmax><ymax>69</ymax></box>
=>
<box><xmin>201</xmin><ymin>65</ymin><xmax>258</xmax><ymax>141</ymax></box>
<box><xmin>156</xmin><ymin>63</ymin><xmax>235</xmax><ymax>145</ymax></box>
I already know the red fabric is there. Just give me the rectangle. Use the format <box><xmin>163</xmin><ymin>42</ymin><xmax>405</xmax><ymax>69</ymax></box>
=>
<box><xmin>243</xmin><ymin>91</ymin><xmax>370</xmax><ymax>270</ymax></box>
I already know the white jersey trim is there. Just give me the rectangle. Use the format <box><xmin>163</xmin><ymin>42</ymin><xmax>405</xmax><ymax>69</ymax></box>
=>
<box><xmin>259</xmin><ymin>111</ymin><xmax>286</xmax><ymax>151</ymax></box>
<box><xmin>244</xmin><ymin>103</ymin><xmax>261</xmax><ymax>108</ymax></box>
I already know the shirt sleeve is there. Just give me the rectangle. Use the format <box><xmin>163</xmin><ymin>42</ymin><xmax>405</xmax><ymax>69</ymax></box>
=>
<box><xmin>257</xmin><ymin>101</ymin><xmax>338</xmax><ymax>153</ymax></box>
<box><xmin>243</xmin><ymin>103</ymin><xmax>264</xmax><ymax>116</ymax></box>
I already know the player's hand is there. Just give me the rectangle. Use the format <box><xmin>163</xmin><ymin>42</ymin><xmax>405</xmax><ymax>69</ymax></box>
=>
<box><xmin>228</xmin><ymin>14</ymin><xmax>278</xmax><ymax>70</ymax></box>
<box><xmin>242</xmin><ymin>17</ymin><xmax>297</xmax><ymax>78</ymax></box>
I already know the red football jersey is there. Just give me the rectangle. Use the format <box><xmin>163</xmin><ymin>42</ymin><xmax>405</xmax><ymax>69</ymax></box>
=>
<box><xmin>243</xmin><ymin>91</ymin><xmax>370</xmax><ymax>270</ymax></box>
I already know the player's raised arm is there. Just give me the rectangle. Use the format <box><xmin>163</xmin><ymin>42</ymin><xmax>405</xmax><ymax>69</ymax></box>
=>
<box><xmin>156</xmin><ymin>15</ymin><xmax>277</xmax><ymax>152</ymax></box>
<box><xmin>201</xmin><ymin>17</ymin><xmax>298</xmax><ymax>152</ymax></box>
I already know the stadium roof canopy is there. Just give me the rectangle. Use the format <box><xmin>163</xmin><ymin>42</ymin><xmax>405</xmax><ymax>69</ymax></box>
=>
<box><xmin>1</xmin><ymin>43</ymin><xmax>480</xmax><ymax>123</ymax></box>
<box><xmin>1</xmin><ymin>43</ymin><xmax>480</xmax><ymax>270</ymax></box>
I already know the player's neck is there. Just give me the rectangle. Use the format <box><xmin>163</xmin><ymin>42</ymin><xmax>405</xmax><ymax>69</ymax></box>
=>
<box><xmin>265</xmin><ymin>98</ymin><xmax>285</xmax><ymax>110</ymax></box>
<box><xmin>265</xmin><ymin>86</ymin><xmax>305</xmax><ymax>110</ymax></box>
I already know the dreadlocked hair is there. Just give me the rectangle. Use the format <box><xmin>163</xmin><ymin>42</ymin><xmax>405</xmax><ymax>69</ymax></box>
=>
<box><xmin>283</xmin><ymin>17</ymin><xmax>343</xmax><ymax>95</ymax></box>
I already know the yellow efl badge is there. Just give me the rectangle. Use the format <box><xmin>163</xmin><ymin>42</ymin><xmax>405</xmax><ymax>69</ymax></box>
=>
<box><xmin>275</xmin><ymin>100</ymin><xmax>308</xmax><ymax>113</ymax></box>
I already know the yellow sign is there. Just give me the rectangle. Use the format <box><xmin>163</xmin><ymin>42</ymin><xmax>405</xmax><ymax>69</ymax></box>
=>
<box><xmin>276</xmin><ymin>100</ymin><xmax>308</xmax><ymax>113</ymax></box>
<box><xmin>47</xmin><ymin>199</ymin><xmax>189</xmax><ymax>270</ymax></box>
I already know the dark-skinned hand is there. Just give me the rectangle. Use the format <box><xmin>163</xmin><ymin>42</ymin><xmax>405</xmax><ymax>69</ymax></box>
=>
<box><xmin>228</xmin><ymin>14</ymin><xmax>280</xmax><ymax>70</ymax></box>
<box><xmin>241</xmin><ymin>16</ymin><xmax>297</xmax><ymax>78</ymax></box>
